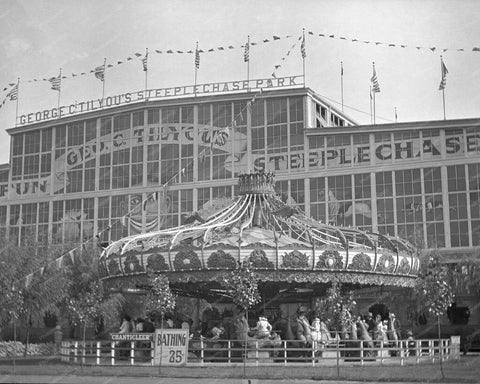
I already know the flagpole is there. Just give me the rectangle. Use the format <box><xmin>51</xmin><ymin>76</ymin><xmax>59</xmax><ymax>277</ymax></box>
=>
<box><xmin>369</xmin><ymin>86</ymin><xmax>373</xmax><ymax>125</ymax></box>
<box><xmin>442</xmin><ymin>89</ymin><xmax>446</xmax><ymax>120</ymax></box>
<box><xmin>246</xmin><ymin>35</ymin><xmax>250</xmax><ymax>90</ymax></box>
<box><xmin>102</xmin><ymin>58</ymin><xmax>106</xmax><ymax>104</ymax></box>
<box><xmin>57</xmin><ymin>68</ymin><xmax>62</xmax><ymax>117</ymax></box>
<box><xmin>395</xmin><ymin>107</ymin><xmax>397</xmax><ymax>123</ymax></box>
<box><xmin>144</xmin><ymin>48</ymin><xmax>148</xmax><ymax>99</ymax></box>
<box><xmin>302</xmin><ymin>28</ymin><xmax>306</xmax><ymax>87</ymax></box>
<box><xmin>14</xmin><ymin>78</ymin><xmax>20</xmax><ymax>127</ymax></box>
<box><xmin>194</xmin><ymin>42</ymin><xmax>198</xmax><ymax>97</ymax></box>
<box><xmin>373</xmin><ymin>91</ymin><xmax>376</xmax><ymax>125</ymax></box>
<box><xmin>340</xmin><ymin>61</ymin><xmax>344</xmax><ymax>112</ymax></box>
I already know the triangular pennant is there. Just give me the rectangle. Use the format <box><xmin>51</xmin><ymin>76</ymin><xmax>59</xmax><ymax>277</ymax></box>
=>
<box><xmin>40</xmin><ymin>267</ymin><xmax>45</xmax><ymax>275</ymax></box>
<box><xmin>25</xmin><ymin>273</ymin><xmax>33</xmax><ymax>288</ymax></box>
<box><xmin>56</xmin><ymin>256</ymin><xmax>64</xmax><ymax>269</ymax></box>
<box><xmin>208</xmin><ymin>48</ymin><xmax>214</xmax><ymax>52</ymax></box>
<box><xmin>69</xmin><ymin>250</ymin><xmax>75</xmax><ymax>264</ymax></box>
<box><xmin>134</xmin><ymin>53</ymin><xmax>142</xmax><ymax>57</ymax></box>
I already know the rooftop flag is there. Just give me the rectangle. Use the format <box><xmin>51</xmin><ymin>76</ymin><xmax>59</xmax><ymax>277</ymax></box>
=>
<box><xmin>7</xmin><ymin>83</ymin><xmax>18</xmax><ymax>101</ymax></box>
<box><xmin>300</xmin><ymin>34</ymin><xmax>306</xmax><ymax>58</ymax></box>
<box><xmin>371</xmin><ymin>63</ymin><xmax>381</xmax><ymax>93</ymax></box>
<box><xmin>244</xmin><ymin>39</ymin><xmax>250</xmax><ymax>62</ymax></box>
<box><xmin>195</xmin><ymin>46</ymin><xmax>200</xmax><ymax>69</ymax></box>
<box><xmin>142</xmin><ymin>50</ymin><xmax>148</xmax><ymax>72</ymax></box>
<box><xmin>439</xmin><ymin>57</ymin><xmax>448</xmax><ymax>90</ymax></box>
<box><xmin>94</xmin><ymin>64</ymin><xmax>105</xmax><ymax>82</ymax></box>
<box><xmin>49</xmin><ymin>73</ymin><xmax>61</xmax><ymax>91</ymax></box>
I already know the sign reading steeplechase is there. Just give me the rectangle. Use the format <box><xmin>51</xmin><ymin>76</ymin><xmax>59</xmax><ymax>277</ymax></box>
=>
<box><xmin>18</xmin><ymin>76</ymin><xmax>304</xmax><ymax>126</ymax></box>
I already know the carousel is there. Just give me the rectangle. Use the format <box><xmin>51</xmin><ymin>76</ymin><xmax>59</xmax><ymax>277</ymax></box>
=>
<box><xmin>99</xmin><ymin>172</ymin><xmax>419</xmax><ymax>331</ymax></box>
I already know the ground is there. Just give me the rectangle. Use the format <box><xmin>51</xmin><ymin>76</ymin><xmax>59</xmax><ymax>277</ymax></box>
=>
<box><xmin>0</xmin><ymin>355</ymin><xmax>480</xmax><ymax>383</ymax></box>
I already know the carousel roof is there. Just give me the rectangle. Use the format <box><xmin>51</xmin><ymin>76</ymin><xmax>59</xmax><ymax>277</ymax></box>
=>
<box><xmin>99</xmin><ymin>172</ymin><xmax>420</xmax><ymax>288</ymax></box>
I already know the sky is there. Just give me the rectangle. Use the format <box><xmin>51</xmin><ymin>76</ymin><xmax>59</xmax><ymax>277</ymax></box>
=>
<box><xmin>0</xmin><ymin>0</ymin><xmax>480</xmax><ymax>164</ymax></box>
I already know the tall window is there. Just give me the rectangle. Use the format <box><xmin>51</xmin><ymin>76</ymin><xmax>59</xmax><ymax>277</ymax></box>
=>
<box><xmin>448</xmin><ymin>164</ymin><xmax>468</xmax><ymax>247</ymax></box>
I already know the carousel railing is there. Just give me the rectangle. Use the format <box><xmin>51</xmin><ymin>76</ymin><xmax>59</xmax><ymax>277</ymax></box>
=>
<box><xmin>60</xmin><ymin>336</ymin><xmax>461</xmax><ymax>366</ymax></box>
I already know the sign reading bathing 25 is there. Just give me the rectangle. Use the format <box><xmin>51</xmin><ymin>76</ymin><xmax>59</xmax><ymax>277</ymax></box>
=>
<box><xmin>154</xmin><ymin>329</ymin><xmax>189</xmax><ymax>366</ymax></box>
<box><xmin>17</xmin><ymin>76</ymin><xmax>303</xmax><ymax>125</ymax></box>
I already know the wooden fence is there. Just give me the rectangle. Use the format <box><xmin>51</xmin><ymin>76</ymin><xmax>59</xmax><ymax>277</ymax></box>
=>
<box><xmin>60</xmin><ymin>336</ymin><xmax>461</xmax><ymax>366</ymax></box>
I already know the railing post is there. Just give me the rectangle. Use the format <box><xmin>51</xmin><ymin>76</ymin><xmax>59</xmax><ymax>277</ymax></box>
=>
<box><xmin>73</xmin><ymin>341</ymin><xmax>78</xmax><ymax>363</ymax></box>
<box><xmin>380</xmin><ymin>340</ymin><xmax>384</xmax><ymax>366</ymax></box>
<box><xmin>283</xmin><ymin>340</ymin><xmax>287</xmax><ymax>367</ymax></box>
<box><xmin>227</xmin><ymin>340</ymin><xmax>231</xmax><ymax>364</ymax></box>
<box><xmin>96</xmin><ymin>341</ymin><xmax>101</xmax><ymax>365</ymax></box>
<box><xmin>360</xmin><ymin>340</ymin><xmax>364</xmax><ymax>366</ymax></box>
<box><xmin>200</xmin><ymin>339</ymin><xmax>204</xmax><ymax>367</ymax></box>
<box><xmin>150</xmin><ymin>341</ymin><xmax>154</xmax><ymax>366</ymax></box>
<box><xmin>130</xmin><ymin>341</ymin><xmax>135</xmax><ymax>365</ymax></box>
<box><xmin>255</xmin><ymin>340</ymin><xmax>259</xmax><ymax>367</ymax></box>
<box><xmin>111</xmin><ymin>341</ymin><xmax>115</xmax><ymax>365</ymax></box>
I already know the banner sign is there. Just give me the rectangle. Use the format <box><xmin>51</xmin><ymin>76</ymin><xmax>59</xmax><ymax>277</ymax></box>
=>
<box><xmin>17</xmin><ymin>76</ymin><xmax>303</xmax><ymax>125</ymax></box>
<box><xmin>154</xmin><ymin>329</ymin><xmax>189</xmax><ymax>366</ymax></box>
<box><xmin>110</xmin><ymin>333</ymin><xmax>154</xmax><ymax>342</ymax></box>
<box><xmin>3</xmin><ymin>129</ymin><xmax>480</xmax><ymax>199</ymax></box>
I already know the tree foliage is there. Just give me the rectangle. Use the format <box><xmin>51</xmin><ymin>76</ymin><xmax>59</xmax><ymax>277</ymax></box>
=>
<box><xmin>144</xmin><ymin>275</ymin><xmax>176</xmax><ymax>318</ymax></box>
<box><xmin>61</xmin><ymin>244</ymin><xmax>124</xmax><ymax>334</ymax></box>
<box><xmin>222</xmin><ymin>260</ymin><xmax>261</xmax><ymax>311</ymax></box>
<box><xmin>414</xmin><ymin>252</ymin><xmax>454</xmax><ymax>317</ymax></box>
<box><xmin>313</xmin><ymin>282</ymin><xmax>357</xmax><ymax>331</ymax></box>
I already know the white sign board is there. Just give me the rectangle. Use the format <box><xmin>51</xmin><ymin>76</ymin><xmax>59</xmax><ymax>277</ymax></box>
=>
<box><xmin>154</xmin><ymin>328</ymin><xmax>189</xmax><ymax>366</ymax></box>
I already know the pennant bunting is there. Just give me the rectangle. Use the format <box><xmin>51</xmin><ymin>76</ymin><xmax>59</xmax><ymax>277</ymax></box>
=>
<box><xmin>25</xmin><ymin>273</ymin><xmax>33</xmax><ymax>288</ymax></box>
<box><xmin>68</xmin><ymin>250</ymin><xmax>75</xmax><ymax>264</ymax></box>
<box><xmin>55</xmin><ymin>256</ymin><xmax>64</xmax><ymax>269</ymax></box>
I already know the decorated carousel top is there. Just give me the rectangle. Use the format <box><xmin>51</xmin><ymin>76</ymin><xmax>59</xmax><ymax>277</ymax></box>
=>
<box><xmin>99</xmin><ymin>171</ymin><xmax>420</xmax><ymax>287</ymax></box>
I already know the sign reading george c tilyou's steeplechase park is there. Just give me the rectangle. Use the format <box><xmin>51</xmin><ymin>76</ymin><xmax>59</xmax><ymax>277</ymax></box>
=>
<box><xmin>17</xmin><ymin>76</ymin><xmax>304</xmax><ymax>125</ymax></box>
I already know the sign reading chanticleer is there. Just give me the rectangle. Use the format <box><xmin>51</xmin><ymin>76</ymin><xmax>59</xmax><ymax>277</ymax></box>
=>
<box><xmin>17</xmin><ymin>76</ymin><xmax>303</xmax><ymax>125</ymax></box>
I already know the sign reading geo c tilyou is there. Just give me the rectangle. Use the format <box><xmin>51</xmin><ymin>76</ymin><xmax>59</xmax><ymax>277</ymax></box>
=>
<box><xmin>17</xmin><ymin>76</ymin><xmax>303</xmax><ymax>125</ymax></box>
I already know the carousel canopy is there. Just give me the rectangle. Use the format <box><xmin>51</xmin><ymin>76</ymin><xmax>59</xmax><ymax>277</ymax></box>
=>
<box><xmin>99</xmin><ymin>172</ymin><xmax>419</xmax><ymax>288</ymax></box>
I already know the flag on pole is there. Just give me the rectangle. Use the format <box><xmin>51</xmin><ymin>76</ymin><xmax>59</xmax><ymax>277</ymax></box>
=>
<box><xmin>341</xmin><ymin>61</ymin><xmax>344</xmax><ymax>76</ymax></box>
<box><xmin>142</xmin><ymin>50</ymin><xmax>148</xmax><ymax>72</ymax></box>
<box><xmin>49</xmin><ymin>73</ymin><xmax>61</xmax><ymax>91</ymax></box>
<box><xmin>371</xmin><ymin>63</ymin><xmax>381</xmax><ymax>93</ymax></box>
<box><xmin>195</xmin><ymin>47</ymin><xmax>200</xmax><ymax>69</ymax></box>
<box><xmin>244</xmin><ymin>39</ymin><xmax>250</xmax><ymax>62</ymax></box>
<box><xmin>7</xmin><ymin>83</ymin><xmax>18</xmax><ymax>101</ymax></box>
<box><xmin>300</xmin><ymin>34</ymin><xmax>306</xmax><ymax>58</ymax></box>
<box><xmin>94</xmin><ymin>64</ymin><xmax>105</xmax><ymax>81</ymax></box>
<box><xmin>439</xmin><ymin>57</ymin><xmax>448</xmax><ymax>90</ymax></box>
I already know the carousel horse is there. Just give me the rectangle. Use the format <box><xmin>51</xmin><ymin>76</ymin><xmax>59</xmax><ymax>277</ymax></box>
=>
<box><xmin>233</xmin><ymin>314</ymin><xmax>281</xmax><ymax>348</ymax></box>
<box><xmin>358</xmin><ymin>318</ymin><xmax>374</xmax><ymax>356</ymax></box>
<box><xmin>310</xmin><ymin>318</ymin><xmax>335</xmax><ymax>345</ymax></box>
<box><xmin>387</xmin><ymin>314</ymin><xmax>399</xmax><ymax>355</ymax></box>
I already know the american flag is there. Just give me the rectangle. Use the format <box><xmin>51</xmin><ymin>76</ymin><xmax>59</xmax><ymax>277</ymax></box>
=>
<box><xmin>244</xmin><ymin>40</ymin><xmax>250</xmax><ymax>62</ymax></box>
<box><xmin>195</xmin><ymin>47</ymin><xmax>200</xmax><ymax>69</ymax></box>
<box><xmin>439</xmin><ymin>57</ymin><xmax>448</xmax><ymax>90</ymax></box>
<box><xmin>94</xmin><ymin>64</ymin><xmax>105</xmax><ymax>82</ymax></box>
<box><xmin>371</xmin><ymin>64</ymin><xmax>381</xmax><ymax>93</ymax></box>
<box><xmin>142</xmin><ymin>51</ymin><xmax>148</xmax><ymax>72</ymax></box>
<box><xmin>7</xmin><ymin>83</ymin><xmax>18</xmax><ymax>101</ymax></box>
<box><xmin>300</xmin><ymin>35</ymin><xmax>306</xmax><ymax>58</ymax></box>
<box><xmin>49</xmin><ymin>74</ymin><xmax>61</xmax><ymax>91</ymax></box>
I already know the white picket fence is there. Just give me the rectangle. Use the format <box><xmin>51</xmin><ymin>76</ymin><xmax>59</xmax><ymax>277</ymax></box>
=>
<box><xmin>60</xmin><ymin>336</ymin><xmax>461</xmax><ymax>366</ymax></box>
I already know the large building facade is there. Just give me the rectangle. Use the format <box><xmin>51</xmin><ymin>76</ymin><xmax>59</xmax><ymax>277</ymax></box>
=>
<box><xmin>3</xmin><ymin>85</ymin><xmax>479</xmax><ymax>267</ymax></box>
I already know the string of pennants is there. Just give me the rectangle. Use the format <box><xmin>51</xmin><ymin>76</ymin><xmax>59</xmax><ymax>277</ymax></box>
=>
<box><xmin>0</xmin><ymin>34</ymin><xmax>292</xmax><ymax>93</ymax></box>
<box><xmin>307</xmin><ymin>30</ymin><xmax>480</xmax><ymax>53</ymax></box>
<box><xmin>3</xmin><ymin>28</ymin><xmax>479</xmax><ymax>97</ymax></box>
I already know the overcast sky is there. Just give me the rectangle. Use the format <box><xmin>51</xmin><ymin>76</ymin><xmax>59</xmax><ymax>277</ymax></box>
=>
<box><xmin>0</xmin><ymin>0</ymin><xmax>479</xmax><ymax>164</ymax></box>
